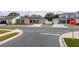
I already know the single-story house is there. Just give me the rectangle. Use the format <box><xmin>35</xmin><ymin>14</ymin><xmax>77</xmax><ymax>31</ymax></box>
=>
<box><xmin>0</xmin><ymin>15</ymin><xmax>46</xmax><ymax>24</ymax></box>
<box><xmin>15</xmin><ymin>15</ymin><xmax>46</xmax><ymax>24</ymax></box>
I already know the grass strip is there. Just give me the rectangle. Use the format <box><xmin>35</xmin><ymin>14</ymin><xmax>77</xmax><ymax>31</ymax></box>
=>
<box><xmin>0</xmin><ymin>28</ymin><xmax>15</xmax><ymax>30</ymax></box>
<box><xmin>0</xmin><ymin>30</ymin><xmax>9</xmax><ymax>34</ymax></box>
<box><xmin>64</xmin><ymin>38</ymin><xmax>79</xmax><ymax>47</ymax></box>
<box><xmin>0</xmin><ymin>32</ymin><xmax>19</xmax><ymax>42</ymax></box>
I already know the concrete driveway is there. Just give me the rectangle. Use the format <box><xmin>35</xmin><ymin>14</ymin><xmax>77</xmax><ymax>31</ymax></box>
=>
<box><xmin>0</xmin><ymin>25</ymin><xmax>79</xmax><ymax>47</ymax></box>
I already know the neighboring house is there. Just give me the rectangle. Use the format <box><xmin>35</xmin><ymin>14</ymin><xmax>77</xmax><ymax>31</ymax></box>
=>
<box><xmin>0</xmin><ymin>16</ymin><xmax>6</xmax><ymax>24</ymax></box>
<box><xmin>59</xmin><ymin>13</ymin><xmax>76</xmax><ymax>19</ymax></box>
<box><xmin>59</xmin><ymin>11</ymin><xmax>79</xmax><ymax>18</ymax></box>
<box><xmin>53</xmin><ymin>11</ymin><xmax>79</xmax><ymax>24</ymax></box>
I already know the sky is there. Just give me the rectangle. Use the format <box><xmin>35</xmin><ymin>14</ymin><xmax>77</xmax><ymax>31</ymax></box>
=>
<box><xmin>0</xmin><ymin>11</ymin><xmax>67</xmax><ymax>17</ymax></box>
<box><xmin>0</xmin><ymin>11</ymin><xmax>78</xmax><ymax>17</ymax></box>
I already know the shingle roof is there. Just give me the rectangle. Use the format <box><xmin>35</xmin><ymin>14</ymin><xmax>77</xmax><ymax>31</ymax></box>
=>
<box><xmin>4</xmin><ymin>16</ymin><xmax>17</xmax><ymax>20</ymax></box>
<box><xmin>0</xmin><ymin>18</ymin><xmax>5</xmax><ymax>20</ymax></box>
<box><xmin>0</xmin><ymin>16</ymin><xmax>20</xmax><ymax>21</ymax></box>
<box><xmin>58</xmin><ymin>12</ymin><xmax>76</xmax><ymax>16</ymax></box>
<box><xmin>27</xmin><ymin>15</ymin><xmax>44</xmax><ymax>19</ymax></box>
<box><xmin>0</xmin><ymin>15</ymin><xmax>45</xmax><ymax>21</ymax></box>
<box><xmin>17</xmin><ymin>16</ymin><xmax>26</xmax><ymax>20</ymax></box>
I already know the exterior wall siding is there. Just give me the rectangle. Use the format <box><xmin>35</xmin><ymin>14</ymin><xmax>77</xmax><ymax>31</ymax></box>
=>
<box><xmin>6</xmin><ymin>20</ymin><xmax>12</xmax><ymax>24</ymax></box>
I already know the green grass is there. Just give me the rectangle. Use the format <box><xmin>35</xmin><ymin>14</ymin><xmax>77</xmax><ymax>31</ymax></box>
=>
<box><xmin>0</xmin><ymin>28</ymin><xmax>15</xmax><ymax>34</ymax></box>
<box><xmin>64</xmin><ymin>24</ymin><xmax>79</xmax><ymax>27</ymax></box>
<box><xmin>7</xmin><ymin>24</ymin><xmax>32</xmax><ymax>26</ymax></box>
<box><xmin>0</xmin><ymin>30</ymin><xmax>9</xmax><ymax>34</ymax></box>
<box><xmin>64</xmin><ymin>38</ymin><xmax>79</xmax><ymax>47</ymax></box>
<box><xmin>0</xmin><ymin>28</ymin><xmax>15</xmax><ymax>30</ymax></box>
<box><xmin>0</xmin><ymin>32</ymin><xmax>19</xmax><ymax>42</ymax></box>
<box><xmin>64</xmin><ymin>24</ymin><xmax>70</xmax><ymax>26</ymax></box>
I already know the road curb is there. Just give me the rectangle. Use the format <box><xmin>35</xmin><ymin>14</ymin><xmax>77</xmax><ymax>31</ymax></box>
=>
<box><xmin>59</xmin><ymin>34</ymin><xmax>67</xmax><ymax>47</ymax></box>
<box><xmin>0</xmin><ymin>29</ymin><xmax>23</xmax><ymax>45</ymax></box>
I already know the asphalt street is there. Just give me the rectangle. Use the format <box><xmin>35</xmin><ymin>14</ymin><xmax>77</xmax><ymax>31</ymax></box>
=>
<box><xmin>0</xmin><ymin>25</ymin><xmax>79</xmax><ymax>47</ymax></box>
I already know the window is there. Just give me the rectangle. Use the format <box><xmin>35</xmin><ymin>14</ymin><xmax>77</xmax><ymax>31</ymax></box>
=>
<box><xmin>21</xmin><ymin>20</ymin><xmax>25</xmax><ymax>24</ymax></box>
<box><xmin>33</xmin><ymin>20</ymin><xmax>36</xmax><ymax>23</ymax></box>
<box><xmin>37</xmin><ymin>20</ymin><xmax>39</xmax><ymax>23</ymax></box>
<box><xmin>30</xmin><ymin>20</ymin><xmax>32</xmax><ymax>23</ymax></box>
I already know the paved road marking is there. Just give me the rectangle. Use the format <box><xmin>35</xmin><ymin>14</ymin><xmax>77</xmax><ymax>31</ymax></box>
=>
<box><xmin>40</xmin><ymin>33</ymin><xmax>60</xmax><ymax>36</ymax></box>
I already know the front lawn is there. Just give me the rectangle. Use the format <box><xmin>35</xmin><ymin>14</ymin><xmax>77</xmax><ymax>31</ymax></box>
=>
<box><xmin>7</xmin><ymin>24</ymin><xmax>32</xmax><ymax>26</ymax></box>
<box><xmin>64</xmin><ymin>38</ymin><xmax>79</xmax><ymax>47</ymax></box>
<box><xmin>0</xmin><ymin>32</ymin><xmax>19</xmax><ymax>42</ymax></box>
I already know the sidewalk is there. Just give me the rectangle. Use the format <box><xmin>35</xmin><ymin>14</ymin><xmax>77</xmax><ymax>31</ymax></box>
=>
<box><xmin>53</xmin><ymin>24</ymin><xmax>68</xmax><ymax>28</ymax></box>
<box><xmin>59</xmin><ymin>31</ymin><xmax>79</xmax><ymax>47</ymax></box>
<box><xmin>27</xmin><ymin>24</ymin><xmax>43</xmax><ymax>27</ymax></box>
<box><xmin>63</xmin><ymin>31</ymin><xmax>79</xmax><ymax>39</ymax></box>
